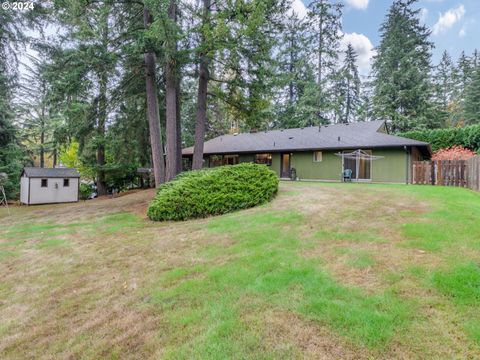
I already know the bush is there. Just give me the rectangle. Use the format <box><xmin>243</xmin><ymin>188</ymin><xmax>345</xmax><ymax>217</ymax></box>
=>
<box><xmin>79</xmin><ymin>183</ymin><xmax>93</xmax><ymax>200</ymax></box>
<box><xmin>147</xmin><ymin>163</ymin><xmax>279</xmax><ymax>221</ymax></box>
<box><xmin>400</xmin><ymin>125</ymin><xmax>480</xmax><ymax>152</ymax></box>
<box><xmin>432</xmin><ymin>145</ymin><xmax>476</xmax><ymax>160</ymax></box>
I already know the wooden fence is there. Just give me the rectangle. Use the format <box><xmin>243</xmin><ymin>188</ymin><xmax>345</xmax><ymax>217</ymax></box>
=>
<box><xmin>467</xmin><ymin>156</ymin><xmax>480</xmax><ymax>191</ymax></box>
<box><xmin>412</xmin><ymin>156</ymin><xmax>480</xmax><ymax>191</ymax></box>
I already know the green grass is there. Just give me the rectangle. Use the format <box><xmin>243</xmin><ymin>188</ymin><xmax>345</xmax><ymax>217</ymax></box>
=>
<box><xmin>36</xmin><ymin>238</ymin><xmax>69</xmax><ymax>249</ymax></box>
<box><xmin>401</xmin><ymin>186</ymin><xmax>480</xmax><ymax>252</ymax></box>
<box><xmin>432</xmin><ymin>263</ymin><xmax>480</xmax><ymax>305</ymax></box>
<box><xmin>2</xmin><ymin>183</ymin><xmax>480</xmax><ymax>358</ymax></box>
<box><xmin>146</xmin><ymin>211</ymin><xmax>410</xmax><ymax>357</ymax></box>
<box><xmin>0</xmin><ymin>212</ymin><xmax>142</xmax><ymax>263</ymax></box>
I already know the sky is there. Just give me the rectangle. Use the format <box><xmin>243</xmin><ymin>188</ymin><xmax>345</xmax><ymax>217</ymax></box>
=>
<box><xmin>19</xmin><ymin>0</ymin><xmax>479</xmax><ymax>79</ymax></box>
<box><xmin>290</xmin><ymin>0</ymin><xmax>479</xmax><ymax>75</ymax></box>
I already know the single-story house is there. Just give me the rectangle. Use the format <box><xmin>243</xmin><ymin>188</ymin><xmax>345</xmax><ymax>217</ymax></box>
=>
<box><xmin>182</xmin><ymin>121</ymin><xmax>431</xmax><ymax>183</ymax></box>
<box><xmin>20</xmin><ymin>167</ymin><xmax>81</xmax><ymax>205</ymax></box>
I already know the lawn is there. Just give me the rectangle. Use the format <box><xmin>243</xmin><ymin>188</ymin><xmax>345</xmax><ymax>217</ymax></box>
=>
<box><xmin>1</xmin><ymin>182</ymin><xmax>480</xmax><ymax>359</ymax></box>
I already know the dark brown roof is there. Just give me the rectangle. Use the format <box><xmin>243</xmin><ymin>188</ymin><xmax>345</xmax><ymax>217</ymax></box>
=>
<box><xmin>22</xmin><ymin>167</ymin><xmax>81</xmax><ymax>178</ymax></box>
<box><xmin>182</xmin><ymin>121</ymin><xmax>430</xmax><ymax>155</ymax></box>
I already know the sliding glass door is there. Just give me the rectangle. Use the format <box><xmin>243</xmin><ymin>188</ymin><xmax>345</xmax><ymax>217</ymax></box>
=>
<box><xmin>343</xmin><ymin>150</ymin><xmax>372</xmax><ymax>181</ymax></box>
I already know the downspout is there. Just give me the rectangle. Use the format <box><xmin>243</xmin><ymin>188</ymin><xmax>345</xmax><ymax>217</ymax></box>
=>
<box><xmin>404</xmin><ymin>146</ymin><xmax>410</xmax><ymax>185</ymax></box>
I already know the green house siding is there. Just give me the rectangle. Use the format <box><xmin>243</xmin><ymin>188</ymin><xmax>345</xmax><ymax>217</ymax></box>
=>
<box><xmin>271</xmin><ymin>153</ymin><xmax>281</xmax><ymax>176</ymax></box>
<box><xmin>370</xmin><ymin>149</ymin><xmax>408</xmax><ymax>183</ymax></box>
<box><xmin>289</xmin><ymin>148</ymin><xmax>408</xmax><ymax>183</ymax></box>
<box><xmin>291</xmin><ymin>151</ymin><xmax>341</xmax><ymax>181</ymax></box>
<box><xmin>199</xmin><ymin>147</ymin><xmax>410</xmax><ymax>183</ymax></box>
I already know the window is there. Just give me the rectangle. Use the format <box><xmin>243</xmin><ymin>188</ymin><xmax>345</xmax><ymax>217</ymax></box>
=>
<box><xmin>63</xmin><ymin>179</ymin><xmax>70</xmax><ymax>187</ymax></box>
<box><xmin>255</xmin><ymin>153</ymin><xmax>272</xmax><ymax>166</ymax></box>
<box><xmin>41</xmin><ymin>179</ymin><xmax>48</xmax><ymax>188</ymax></box>
<box><xmin>209</xmin><ymin>155</ymin><xmax>223</xmax><ymax>167</ymax></box>
<box><xmin>222</xmin><ymin>155</ymin><xmax>239</xmax><ymax>165</ymax></box>
<box><xmin>313</xmin><ymin>151</ymin><xmax>322</xmax><ymax>162</ymax></box>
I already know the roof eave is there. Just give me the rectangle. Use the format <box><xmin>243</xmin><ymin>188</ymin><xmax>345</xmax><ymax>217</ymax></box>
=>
<box><xmin>183</xmin><ymin>143</ymin><xmax>431</xmax><ymax>156</ymax></box>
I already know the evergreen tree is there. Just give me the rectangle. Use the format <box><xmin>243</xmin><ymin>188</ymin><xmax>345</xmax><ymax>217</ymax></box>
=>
<box><xmin>435</xmin><ymin>51</ymin><xmax>454</xmax><ymax>109</ymax></box>
<box><xmin>0</xmin><ymin>5</ymin><xmax>31</xmax><ymax>198</ymax></box>
<box><xmin>371</xmin><ymin>0</ymin><xmax>433</xmax><ymax>132</ymax></box>
<box><xmin>273</xmin><ymin>12</ymin><xmax>317</xmax><ymax>128</ymax></box>
<box><xmin>164</xmin><ymin>0</ymin><xmax>180</xmax><ymax>181</ymax></box>
<box><xmin>307</xmin><ymin>0</ymin><xmax>343</xmax><ymax>119</ymax></box>
<box><xmin>356</xmin><ymin>79</ymin><xmax>373</xmax><ymax>122</ymax></box>
<box><xmin>464</xmin><ymin>65</ymin><xmax>480</xmax><ymax>124</ymax></box>
<box><xmin>143</xmin><ymin>6</ymin><xmax>166</xmax><ymax>185</ymax></box>
<box><xmin>432</xmin><ymin>51</ymin><xmax>455</xmax><ymax>127</ymax></box>
<box><xmin>337</xmin><ymin>44</ymin><xmax>361</xmax><ymax>123</ymax></box>
<box><xmin>192</xmin><ymin>0</ymin><xmax>212</xmax><ymax>170</ymax></box>
<box><xmin>455</xmin><ymin>51</ymin><xmax>473</xmax><ymax>99</ymax></box>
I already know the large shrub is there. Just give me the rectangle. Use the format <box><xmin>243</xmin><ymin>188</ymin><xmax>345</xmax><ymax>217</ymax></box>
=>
<box><xmin>79</xmin><ymin>183</ymin><xmax>94</xmax><ymax>200</ymax></box>
<box><xmin>147</xmin><ymin>163</ymin><xmax>279</xmax><ymax>221</ymax></box>
<box><xmin>400</xmin><ymin>125</ymin><xmax>480</xmax><ymax>152</ymax></box>
<box><xmin>432</xmin><ymin>145</ymin><xmax>476</xmax><ymax>160</ymax></box>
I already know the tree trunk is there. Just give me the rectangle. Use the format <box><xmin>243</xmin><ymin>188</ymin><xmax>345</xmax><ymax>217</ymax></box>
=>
<box><xmin>53</xmin><ymin>146</ymin><xmax>57</xmax><ymax>167</ymax></box>
<box><xmin>96</xmin><ymin>14</ymin><xmax>109</xmax><ymax>197</ymax></box>
<box><xmin>144</xmin><ymin>8</ymin><xmax>166</xmax><ymax>187</ymax></box>
<box><xmin>40</xmin><ymin>103</ymin><xmax>45</xmax><ymax>168</ymax></box>
<box><xmin>40</xmin><ymin>128</ymin><xmax>45</xmax><ymax>168</ymax></box>
<box><xmin>176</xmin><ymin>74</ymin><xmax>183</xmax><ymax>172</ymax></box>
<box><xmin>97</xmin><ymin>75</ymin><xmax>108</xmax><ymax>196</ymax></box>
<box><xmin>345</xmin><ymin>78</ymin><xmax>351</xmax><ymax>123</ymax></box>
<box><xmin>317</xmin><ymin>7</ymin><xmax>323</xmax><ymax>87</ymax></box>
<box><xmin>192</xmin><ymin>0</ymin><xmax>211</xmax><ymax>170</ymax></box>
<box><xmin>289</xmin><ymin>35</ymin><xmax>294</xmax><ymax>104</ymax></box>
<box><xmin>165</xmin><ymin>0</ymin><xmax>178</xmax><ymax>181</ymax></box>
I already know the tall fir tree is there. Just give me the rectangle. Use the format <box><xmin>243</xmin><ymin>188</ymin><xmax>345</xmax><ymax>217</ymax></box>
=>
<box><xmin>337</xmin><ymin>43</ymin><xmax>361</xmax><ymax>123</ymax></box>
<box><xmin>192</xmin><ymin>0</ymin><xmax>212</xmax><ymax>170</ymax></box>
<box><xmin>0</xmin><ymin>5</ymin><xmax>33</xmax><ymax>198</ymax></box>
<box><xmin>455</xmin><ymin>51</ymin><xmax>473</xmax><ymax>100</ymax></box>
<box><xmin>143</xmin><ymin>5</ymin><xmax>166</xmax><ymax>185</ymax></box>
<box><xmin>432</xmin><ymin>50</ymin><xmax>455</xmax><ymax>127</ymax></box>
<box><xmin>464</xmin><ymin>64</ymin><xmax>480</xmax><ymax>124</ymax></box>
<box><xmin>356</xmin><ymin>79</ymin><xmax>373</xmax><ymax>122</ymax></box>
<box><xmin>274</xmin><ymin>12</ymin><xmax>316</xmax><ymax>128</ymax></box>
<box><xmin>307</xmin><ymin>0</ymin><xmax>343</xmax><ymax>121</ymax></box>
<box><xmin>371</xmin><ymin>0</ymin><xmax>434</xmax><ymax>132</ymax></box>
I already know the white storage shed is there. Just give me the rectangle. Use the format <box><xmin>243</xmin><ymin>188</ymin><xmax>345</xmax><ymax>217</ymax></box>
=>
<box><xmin>20</xmin><ymin>167</ymin><xmax>81</xmax><ymax>205</ymax></box>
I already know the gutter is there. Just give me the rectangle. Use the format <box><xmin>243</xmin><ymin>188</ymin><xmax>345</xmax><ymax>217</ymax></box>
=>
<box><xmin>183</xmin><ymin>144</ymin><xmax>430</xmax><ymax>157</ymax></box>
<box><xmin>404</xmin><ymin>146</ymin><xmax>410</xmax><ymax>185</ymax></box>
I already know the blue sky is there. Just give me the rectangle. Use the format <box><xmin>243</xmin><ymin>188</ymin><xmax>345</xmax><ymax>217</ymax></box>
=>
<box><xmin>292</xmin><ymin>0</ymin><xmax>479</xmax><ymax>74</ymax></box>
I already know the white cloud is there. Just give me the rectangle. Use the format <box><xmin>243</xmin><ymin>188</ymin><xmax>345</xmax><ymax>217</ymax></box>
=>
<box><xmin>346</xmin><ymin>0</ymin><xmax>369</xmax><ymax>10</ymax></box>
<box><xmin>340</xmin><ymin>32</ymin><xmax>376</xmax><ymax>74</ymax></box>
<box><xmin>459</xmin><ymin>25</ymin><xmax>466</xmax><ymax>37</ymax></box>
<box><xmin>419</xmin><ymin>8</ymin><xmax>429</xmax><ymax>23</ymax></box>
<box><xmin>287</xmin><ymin>0</ymin><xmax>308</xmax><ymax>19</ymax></box>
<box><xmin>432</xmin><ymin>4</ymin><xmax>465</xmax><ymax>35</ymax></box>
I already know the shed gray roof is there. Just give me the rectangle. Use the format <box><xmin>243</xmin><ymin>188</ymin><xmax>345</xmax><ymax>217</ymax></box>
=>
<box><xmin>182</xmin><ymin>121</ymin><xmax>430</xmax><ymax>155</ymax></box>
<box><xmin>22</xmin><ymin>167</ymin><xmax>81</xmax><ymax>178</ymax></box>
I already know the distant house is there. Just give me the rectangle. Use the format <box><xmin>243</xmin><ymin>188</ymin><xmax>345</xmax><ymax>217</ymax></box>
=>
<box><xmin>182</xmin><ymin>121</ymin><xmax>431</xmax><ymax>184</ymax></box>
<box><xmin>20</xmin><ymin>167</ymin><xmax>81</xmax><ymax>205</ymax></box>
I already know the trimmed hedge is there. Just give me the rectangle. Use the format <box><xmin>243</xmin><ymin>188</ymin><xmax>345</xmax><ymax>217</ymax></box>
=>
<box><xmin>147</xmin><ymin>163</ymin><xmax>279</xmax><ymax>221</ymax></box>
<box><xmin>400</xmin><ymin>125</ymin><xmax>480</xmax><ymax>152</ymax></box>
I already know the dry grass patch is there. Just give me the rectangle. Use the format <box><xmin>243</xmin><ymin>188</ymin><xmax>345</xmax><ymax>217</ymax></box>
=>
<box><xmin>1</xmin><ymin>183</ymin><xmax>480</xmax><ymax>358</ymax></box>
